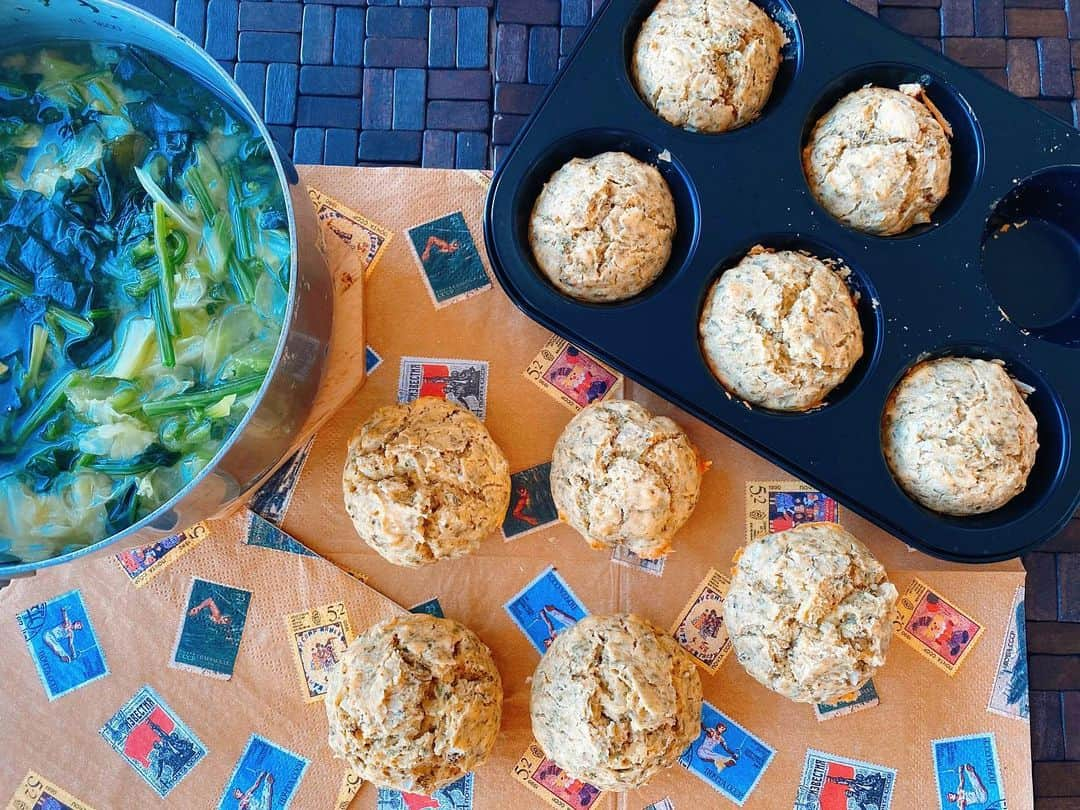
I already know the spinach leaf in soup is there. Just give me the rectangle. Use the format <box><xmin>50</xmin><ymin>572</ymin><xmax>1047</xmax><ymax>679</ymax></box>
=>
<box><xmin>0</xmin><ymin>43</ymin><xmax>291</xmax><ymax>564</ymax></box>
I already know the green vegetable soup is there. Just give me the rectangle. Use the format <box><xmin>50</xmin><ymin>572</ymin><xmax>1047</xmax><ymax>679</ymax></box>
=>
<box><xmin>0</xmin><ymin>44</ymin><xmax>291</xmax><ymax>563</ymax></box>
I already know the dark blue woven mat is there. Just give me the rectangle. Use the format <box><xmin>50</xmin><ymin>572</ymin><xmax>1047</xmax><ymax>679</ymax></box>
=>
<box><xmin>116</xmin><ymin>0</ymin><xmax>1080</xmax><ymax>799</ymax></box>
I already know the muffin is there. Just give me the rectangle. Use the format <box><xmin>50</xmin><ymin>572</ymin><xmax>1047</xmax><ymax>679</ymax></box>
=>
<box><xmin>550</xmin><ymin>400</ymin><xmax>703</xmax><ymax>559</ymax></box>
<box><xmin>724</xmin><ymin>522</ymin><xmax>898</xmax><ymax>704</ymax></box>
<box><xmin>530</xmin><ymin>613</ymin><xmax>703</xmax><ymax>791</ymax></box>
<box><xmin>529</xmin><ymin>151</ymin><xmax>676</xmax><ymax>302</ymax></box>
<box><xmin>342</xmin><ymin>397</ymin><xmax>511</xmax><ymax>567</ymax></box>
<box><xmin>699</xmin><ymin>245</ymin><xmax>864</xmax><ymax>410</ymax></box>
<box><xmin>632</xmin><ymin>0</ymin><xmax>786</xmax><ymax>133</ymax></box>
<box><xmin>882</xmin><ymin>357</ymin><xmax>1039</xmax><ymax>515</ymax></box>
<box><xmin>325</xmin><ymin>614</ymin><xmax>503</xmax><ymax>794</ymax></box>
<box><xmin>803</xmin><ymin>84</ymin><xmax>952</xmax><ymax>235</ymax></box>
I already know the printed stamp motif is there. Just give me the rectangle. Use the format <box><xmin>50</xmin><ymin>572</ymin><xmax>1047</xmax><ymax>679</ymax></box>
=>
<box><xmin>398</xmin><ymin>356</ymin><xmax>489</xmax><ymax>421</ymax></box>
<box><xmin>894</xmin><ymin>578</ymin><xmax>983</xmax><ymax>675</ymax></box>
<box><xmin>745</xmin><ymin>481</ymin><xmax>838</xmax><ymax>542</ymax></box>
<box><xmin>377</xmin><ymin>773</ymin><xmax>474</xmax><ymax>810</ymax></box>
<box><xmin>113</xmin><ymin>523</ymin><xmax>209</xmax><ymax>588</ymax></box>
<box><xmin>100</xmin><ymin>685</ymin><xmax>206</xmax><ymax>799</ymax></box>
<box><xmin>644</xmin><ymin>799</ymin><xmax>675</xmax><ymax>810</ymax></box>
<box><xmin>244</xmin><ymin>512</ymin><xmax>316</xmax><ymax>557</ymax></box>
<box><xmin>6</xmin><ymin>770</ymin><xmax>96</xmax><ymax>810</ymax></box>
<box><xmin>794</xmin><ymin>750</ymin><xmax>897</xmax><ymax>810</ymax></box>
<box><xmin>286</xmin><ymin>601</ymin><xmax>353</xmax><ymax>702</ymax></box>
<box><xmin>814</xmin><ymin>679</ymin><xmax>880</xmax><ymax>721</ymax></box>
<box><xmin>931</xmin><ymin>734</ymin><xmax>1006</xmax><ymax>810</ymax></box>
<box><xmin>334</xmin><ymin>770</ymin><xmax>363</xmax><ymax>810</ymax></box>
<box><xmin>512</xmin><ymin>742</ymin><xmax>603</xmax><ymax>810</ymax></box>
<box><xmin>670</xmin><ymin>568</ymin><xmax>732</xmax><ymax>673</ymax></box>
<box><xmin>524</xmin><ymin>334</ymin><xmax>621</xmax><ymax>412</ymax></box>
<box><xmin>611</xmin><ymin>544</ymin><xmax>666</xmax><ymax>577</ymax></box>
<box><xmin>407</xmin><ymin>211</ymin><xmax>491</xmax><ymax>308</ymax></box>
<box><xmin>218</xmin><ymin>734</ymin><xmax>309</xmax><ymax>810</ymax></box>
<box><xmin>17</xmin><ymin>589</ymin><xmax>108</xmax><ymax>700</ymax></box>
<box><xmin>308</xmin><ymin>186</ymin><xmax>393</xmax><ymax>287</ymax></box>
<box><xmin>171</xmin><ymin>578</ymin><xmax>252</xmax><ymax>679</ymax></box>
<box><xmin>410</xmin><ymin>597</ymin><xmax>446</xmax><ymax>618</ymax></box>
<box><xmin>505</xmin><ymin>565</ymin><xmax>589</xmax><ymax>653</ymax></box>
<box><xmin>988</xmin><ymin>585</ymin><xmax>1028</xmax><ymax>721</ymax></box>
<box><xmin>679</xmin><ymin>702</ymin><xmax>774</xmax><ymax>806</ymax></box>
<box><xmin>249</xmin><ymin>437</ymin><xmax>316</xmax><ymax>526</ymax></box>
<box><xmin>366</xmin><ymin>345</ymin><xmax>383</xmax><ymax>375</ymax></box>
<box><xmin>503</xmin><ymin>461</ymin><xmax>559</xmax><ymax>541</ymax></box>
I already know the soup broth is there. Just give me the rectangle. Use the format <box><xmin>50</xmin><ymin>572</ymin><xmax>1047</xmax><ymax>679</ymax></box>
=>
<box><xmin>0</xmin><ymin>44</ymin><xmax>290</xmax><ymax>563</ymax></box>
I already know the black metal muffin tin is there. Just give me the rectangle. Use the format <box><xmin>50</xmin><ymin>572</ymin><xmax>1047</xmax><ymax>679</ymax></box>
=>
<box><xmin>483</xmin><ymin>0</ymin><xmax>1080</xmax><ymax>563</ymax></box>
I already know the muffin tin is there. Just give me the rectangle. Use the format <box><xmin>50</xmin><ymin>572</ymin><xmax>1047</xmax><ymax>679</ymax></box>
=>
<box><xmin>484</xmin><ymin>0</ymin><xmax>1080</xmax><ymax>563</ymax></box>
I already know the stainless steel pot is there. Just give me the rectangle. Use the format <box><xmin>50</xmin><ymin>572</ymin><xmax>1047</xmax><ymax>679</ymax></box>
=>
<box><xmin>0</xmin><ymin>0</ymin><xmax>334</xmax><ymax>576</ymax></box>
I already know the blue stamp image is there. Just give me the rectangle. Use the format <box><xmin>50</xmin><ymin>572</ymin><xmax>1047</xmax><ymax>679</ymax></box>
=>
<box><xmin>410</xmin><ymin>597</ymin><xmax>446</xmax><ymax>619</ymax></box>
<box><xmin>932</xmin><ymin>733</ymin><xmax>1006</xmax><ymax>810</ymax></box>
<box><xmin>100</xmin><ymin>685</ymin><xmax>207</xmax><ymax>799</ymax></box>
<box><xmin>17</xmin><ymin>589</ymin><xmax>108</xmax><ymax>701</ymax></box>
<box><xmin>218</xmin><ymin>734</ymin><xmax>309</xmax><ymax>810</ymax></box>
<box><xmin>171</xmin><ymin>578</ymin><xmax>252</xmax><ymax>679</ymax></box>
<box><xmin>377</xmin><ymin>772</ymin><xmax>474</xmax><ymax>810</ymax></box>
<box><xmin>679</xmin><ymin>702</ymin><xmax>775</xmax><ymax>806</ymax></box>
<box><xmin>814</xmin><ymin>679</ymin><xmax>880</xmax><ymax>721</ymax></box>
<box><xmin>504</xmin><ymin>565</ymin><xmax>589</xmax><ymax>653</ymax></box>
<box><xmin>502</xmin><ymin>462</ymin><xmax>559</xmax><ymax>541</ymax></box>
<box><xmin>249</xmin><ymin>437</ymin><xmax>316</xmax><ymax>527</ymax></box>
<box><xmin>366</xmin><ymin>345</ymin><xmax>383</xmax><ymax>375</ymax></box>
<box><xmin>407</xmin><ymin>211</ymin><xmax>491</xmax><ymax>308</ymax></box>
<box><xmin>245</xmin><ymin>512</ymin><xmax>317</xmax><ymax>557</ymax></box>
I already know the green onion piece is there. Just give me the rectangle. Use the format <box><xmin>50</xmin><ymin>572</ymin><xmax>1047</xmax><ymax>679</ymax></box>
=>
<box><xmin>225</xmin><ymin>164</ymin><xmax>253</xmax><ymax>262</ymax></box>
<box><xmin>131</xmin><ymin>238</ymin><xmax>156</xmax><ymax>266</ymax></box>
<box><xmin>13</xmin><ymin>371</ymin><xmax>74</xmax><ymax>448</ymax></box>
<box><xmin>0</xmin><ymin>290</ymin><xmax>15</xmax><ymax>309</ymax></box>
<box><xmin>87</xmin><ymin>308</ymin><xmax>113</xmax><ymax>321</ymax></box>
<box><xmin>21</xmin><ymin>323</ymin><xmax>47</xmax><ymax>396</ymax></box>
<box><xmin>152</xmin><ymin>202</ymin><xmax>179</xmax><ymax>337</ymax></box>
<box><xmin>134</xmin><ymin>165</ymin><xmax>199</xmax><ymax>236</ymax></box>
<box><xmin>88</xmin><ymin>453</ymin><xmax>180</xmax><ymax>476</ymax></box>
<box><xmin>149</xmin><ymin>288</ymin><xmax>175</xmax><ymax>368</ymax></box>
<box><xmin>0</xmin><ymin>264</ymin><xmax>93</xmax><ymax>339</ymax></box>
<box><xmin>227</xmin><ymin>255</ymin><xmax>256</xmax><ymax>304</ymax></box>
<box><xmin>182</xmin><ymin>166</ymin><xmax>216</xmax><ymax>224</ymax></box>
<box><xmin>167</xmin><ymin>230</ymin><xmax>188</xmax><ymax>266</ymax></box>
<box><xmin>141</xmin><ymin>374</ymin><xmax>266</xmax><ymax>418</ymax></box>
<box><xmin>124</xmin><ymin>266</ymin><xmax>159</xmax><ymax>299</ymax></box>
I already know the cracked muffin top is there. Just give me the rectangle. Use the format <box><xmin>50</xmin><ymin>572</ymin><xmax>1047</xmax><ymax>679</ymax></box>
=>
<box><xmin>528</xmin><ymin>151</ymin><xmax>676</xmax><ymax>302</ymax></box>
<box><xmin>530</xmin><ymin>613</ymin><xmax>702</xmax><ymax>790</ymax></box>
<box><xmin>724</xmin><ymin>522</ymin><xmax>898</xmax><ymax>704</ymax></box>
<box><xmin>803</xmin><ymin>84</ymin><xmax>952</xmax><ymax>236</ymax></box>
<box><xmin>342</xmin><ymin>397</ymin><xmax>510</xmax><ymax>567</ymax></box>
<box><xmin>325</xmin><ymin>613</ymin><xmax>503</xmax><ymax>793</ymax></box>
<box><xmin>882</xmin><ymin>357</ymin><xmax>1038</xmax><ymax>515</ymax></box>
<box><xmin>550</xmin><ymin>399</ymin><xmax>703</xmax><ymax>559</ymax></box>
<box><xmin>632</xmin><ymin>0</ymin><xmax>786</xmax><ymax>133</ymax></box>
<box><xmin>699</xmin><ymin>245</ymin><xmax>864</xmax><ymax>411</ymax></box>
